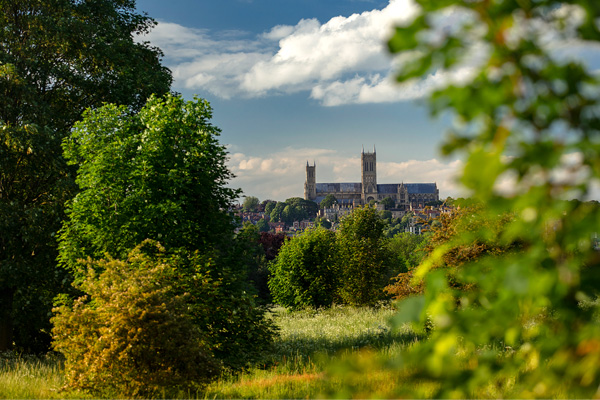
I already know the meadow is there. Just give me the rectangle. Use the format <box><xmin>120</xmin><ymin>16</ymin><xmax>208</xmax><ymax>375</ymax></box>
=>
<box><xmin>0</xmin><ymin>305</ymin><xmax>425</xmax><ymax>399</ymax></box>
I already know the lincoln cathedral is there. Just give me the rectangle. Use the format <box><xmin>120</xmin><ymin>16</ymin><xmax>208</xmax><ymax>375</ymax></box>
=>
<box><xmin>304</xmin><ymin>147</ymin><xmax>439</xmax><ymax>209</ymax></box>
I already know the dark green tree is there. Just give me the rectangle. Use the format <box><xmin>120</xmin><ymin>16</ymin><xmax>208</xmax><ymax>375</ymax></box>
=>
<box><xmin>256</xmin><ymin>218</ymin><xmax>270</xmax><ymax>232</ymax></box>
<box><xmin>315</xmin><ymin>217</ymin><xmax>332</xmax><ymax>229</ymax></box>
<box><xmin>0</xmin><ymin>0</ymin><xmax>172</xmax><ymax>352</ymax></box>
<box><xmin>286</xmin><ymin>197</ymin><xmax>318</xmax><ymax>218</ymax></box>
<box><xmin>269</xmin><ymin>202</ymin><xmax>286</xmax><ymax>223</ymax></box>
<box><xmin>0</xmin><ymin>0</ymin><xmax>172</xmax><ymax>132</ymax></box>
<box><xmin>264</xmin><ymin>200</ymin><xmax>277</xmax><ymax>215</ymax></box>
<box><xmin>281</xmin><ymin>204</ymin><xmax>303</xmax><ymax>225</ymax></box>
<box><xmin>319</xmin><ymin>194</ymin><xmax>338</xmax><ymax>209</ymax></box>
<box><xmin>380</xmin><ymin>197</ymin><xmax>395</xmax><ymax>210</ymax></box>
<box><xmin>269</xmin><ymin>227</ymin><xmax>338</xmax><ymax>309</ymax></box>
<box><xmin>0</xmin><ymin>124</ymin><xmax>73</xmax><ymax>351</ymax></box>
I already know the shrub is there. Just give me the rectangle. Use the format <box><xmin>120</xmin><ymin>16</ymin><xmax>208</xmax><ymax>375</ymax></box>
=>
<box><xmin>52</xmin><ymin>242</ymin><xmax>221</xmax><ymax>398</ymax></box>
<box><xmin>336</xmin><ymin>207</ymin><xmax>394</xmax><ymax>306</ymax></box>
<box><xmin>269</xmin><ymin>227</ymin><xmax>338</xmax><ymax>309</ymax></box>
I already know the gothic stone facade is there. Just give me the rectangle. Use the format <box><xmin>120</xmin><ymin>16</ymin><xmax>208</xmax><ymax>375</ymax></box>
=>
<box><xmin>304</xmin><ymin>148</ymin><xmax>439</xmax><ymax>209</ymax></box>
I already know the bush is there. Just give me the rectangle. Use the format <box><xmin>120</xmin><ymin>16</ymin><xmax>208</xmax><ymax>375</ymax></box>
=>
<box><xmin>336</xmin><ymin>207</ymin><xmax>394</xmax><ymax>306</ymax></box>
<box><xmin>269</xmin><ymin>227</ymin><xmax>338</xmax><ymax>309</ymax></box>
<box><xmin>52</xmin><ymin>242</ymin><xmax>221</xmax><ymax>398</ymax></box>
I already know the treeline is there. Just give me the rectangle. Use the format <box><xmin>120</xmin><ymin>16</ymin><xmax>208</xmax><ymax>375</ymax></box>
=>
<box><xmin>241</xmin><ymin>196</ymin><xmax>321</xmax><ymax>228</ymax></box>
<box><xmin>0</xmin><ymin>1</ymin><xmax>274</xmax><ymax>397</ymax></box>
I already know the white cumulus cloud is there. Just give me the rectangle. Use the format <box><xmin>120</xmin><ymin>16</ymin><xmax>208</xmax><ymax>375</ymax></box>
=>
<box><xmin>142</xmin><ymin>1</ymin><xmax>600</xmax><ymax>106</ymax></box>
<box><xmin>143</xmin><ymin>0</ymin><xmax>426</xmax><ymax>104</ymax></box>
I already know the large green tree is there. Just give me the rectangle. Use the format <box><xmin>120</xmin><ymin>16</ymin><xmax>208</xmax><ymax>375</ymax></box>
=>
<box><xmin>0</xmin><ymin>0</ymin><xmax>172</xmax><ymax>351</ymax></box>
<box><xmin>0</xmin><ymin>0</ymin><xmax>172</xmax><ymax>132</ymax></box>
<box><xmin>59</xmin><ymin>94</ymin><xmax>236</xmax><ymax>267</ymax></box>
<box><xmin>57</xmin><ymin>94</ymin><xmax>274</xmax><ymax>370</ymax></box>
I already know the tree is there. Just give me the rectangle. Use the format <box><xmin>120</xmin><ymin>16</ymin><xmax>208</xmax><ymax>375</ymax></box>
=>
<box><xmin>256</xmin><ymin>218</ymin><xmax>270</xmax><ymax>232</ymax></box>
<box><xmin>258</xmin><ymin>232</ymin><xmax>288</xmax><ymax>261</ymax></box>
<box><xmin>336</xmin><ymin>207</ymin><xmax>393</xmax><ymax>306</ymax></box>
<box><xmin>0</xmin><ymin>123</ymin><xmax>74</xmax><ymax>351</ymax></box>
<box><xmin>281</xmin><ymin>204</ymin><xmax>303</xmax><ymax>225</ymax></box>
<box><xmin>286</xmin><ymin>197</ymin><xmax>318</xmax><ymax>218</ymax></box>
<box><xmin>264</xmin><ymin>200</ymin><xmax>277</xmax><ymax>215</ymax></box>
<box><xmin>269</xmin><ymin>227</ymin><xmax>338</xmax><ymax>309</ymax></box>
<box><xmin>386</xmin><ymin>0</ymin><xmax>600</xmax><ymax>397</ymax></box>
<box><xmin>0</xmin><ymin>0</ymin><xmax>172</xmax><ymax>352</ymax></box>
<box><xmin>0</xmin><ymin>0</ymin><xmax>172</xmax><ymax>132</ymax></box>
<box><xmin>315</xmin><ymin>217</ymin><xmax>332</xmax><ymax>229</ymax></box>
<box><xmin>57</xmin><ymin>94</ymin><xmax>275</xmax><ymax>370</ymax></box>
<box><xmin>243</xmin><ymin>196</ymin><xmax>259</xmax><ymax>212</ymax></box>
<box><xmin>380</xmin><ymin>210</ymin><xmax>393</xmax><ymax>221</ymax></box>
<box><xmin>59</xmin><ymin>95</ymin><xmax>237</xmax><ymax>268</ymax></box>
<box><xmin>380</xmin><ymin>197</ymin><xmax>395</xmax><ymax>210</ymax></box>
<box><xmin>320</xmin><ymin>194</ymin><xmax>338</xmax><ymax>209</ymax></box>
<box><xmin>269</xmin><ymin>202</ymin><xmax>286</xmax><ymax>223</ymax></box>
<box><xmin>388</xmin><ymin>232</ymin><xmax>427</xmax><ymax>272</ymax></box>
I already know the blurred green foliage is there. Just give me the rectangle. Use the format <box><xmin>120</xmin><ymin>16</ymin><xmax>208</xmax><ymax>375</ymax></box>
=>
<box><xmin>387</xmin><ymin>0</ymin><xmax>600</xmax><ymax>397</ymax></box>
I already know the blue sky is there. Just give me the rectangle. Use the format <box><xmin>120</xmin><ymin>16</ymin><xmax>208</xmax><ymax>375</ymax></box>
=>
<box><xmin>135</xmin><ymin>0</ymin><xmax>600</xmax><ymax>202</ymax></box>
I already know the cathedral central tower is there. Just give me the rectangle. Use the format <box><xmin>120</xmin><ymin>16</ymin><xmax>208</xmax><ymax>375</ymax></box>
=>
<box><xmin>361</xmin><ymin>146</ymin><xmax>377</xmax><ymax>202</ymax></box>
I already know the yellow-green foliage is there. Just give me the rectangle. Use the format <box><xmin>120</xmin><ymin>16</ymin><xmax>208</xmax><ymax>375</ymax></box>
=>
<box><xmin>51</xmin><ymin>242</ymin><xmax>221</xmax><ymax>398</ymax></box>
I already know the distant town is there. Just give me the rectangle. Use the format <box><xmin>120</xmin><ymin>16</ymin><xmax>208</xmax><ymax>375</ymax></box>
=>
<box><xmin>233</xmin><ymin>148</ymin><xmax>454</xmax><ymax>235</ymax></box>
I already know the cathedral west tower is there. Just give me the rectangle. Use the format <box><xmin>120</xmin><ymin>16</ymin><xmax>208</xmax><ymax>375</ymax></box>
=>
<box><xmin>361</xmin><ymin>146</ymin><xmax>377</xmax><ymax>203</ymax></box>
<box><xmin>304</xmin><ymin>161</ymin><xmax>316</xmax><ymax>200</ymax></box>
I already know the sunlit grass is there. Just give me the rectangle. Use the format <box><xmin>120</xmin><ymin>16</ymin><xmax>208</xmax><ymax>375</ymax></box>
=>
<box><xmin>0</xmin><ymin>352</ymin><xmax>89</xmax><ymax>399</ymax></box>
<box><xmin>203</xmin><ymin>304</ymin><xmax>423</xmax><ymax>399</ymax></box>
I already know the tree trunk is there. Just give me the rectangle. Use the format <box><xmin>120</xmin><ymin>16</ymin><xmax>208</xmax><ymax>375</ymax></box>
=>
<box><xmin>0</xmin><ymin>288</ymin><xmax>14</xmax><ymax>351</ymax></box>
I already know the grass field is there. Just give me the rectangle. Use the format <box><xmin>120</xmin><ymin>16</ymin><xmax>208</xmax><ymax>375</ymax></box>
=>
<box><xmin>203</xmin><ymin>305</ymin><xmax>423</xmax><ymax>399</ymax></box>
<box><xmin>0</xmin><ymin>305</ymin><xmax>422</xmax><ymax>399</ymax></box>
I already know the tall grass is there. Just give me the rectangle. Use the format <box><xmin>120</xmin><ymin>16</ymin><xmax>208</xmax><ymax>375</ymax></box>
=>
<box><xmin>0</xmin><ymin>352</ymin><xmax>88</xmax><ymax>399</ymax></box>
<box><xmin>203</xmin><ymin>305</ymin><xmax>423</xmax><ymax>399</ymax></box>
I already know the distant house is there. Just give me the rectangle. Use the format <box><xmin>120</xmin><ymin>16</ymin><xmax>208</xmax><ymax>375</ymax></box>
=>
<box><xmin>292</xmin><ymin>220</ymin><xmax>314</xmax><ymax>230</ymax></box>
<box><xmin>269</xmin><ymin>221</ymin><xmax>286</xmax><ymax>233</ymax></box>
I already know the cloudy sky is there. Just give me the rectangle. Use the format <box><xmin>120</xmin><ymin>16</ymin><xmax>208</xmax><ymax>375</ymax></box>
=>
<box><xmin>135</xmin><ymin>0</ymin><xmax>599</xmax><ymax>202</ymax></box>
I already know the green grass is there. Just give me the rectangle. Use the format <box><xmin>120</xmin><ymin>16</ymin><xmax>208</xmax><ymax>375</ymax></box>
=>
<box><xmin>0</xmin><ymin>305</ymin><xmax>422</xmax><ymax>399</ymax></box>
<box><xmin>202</xmin><ymin>305</ymin><xmax>424</xmax><ymax>399</ymax></box>
<box><xmin>0</xmin><ymin>352</ymin><xmax>89</xmax><ymax>399</ymax></box>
